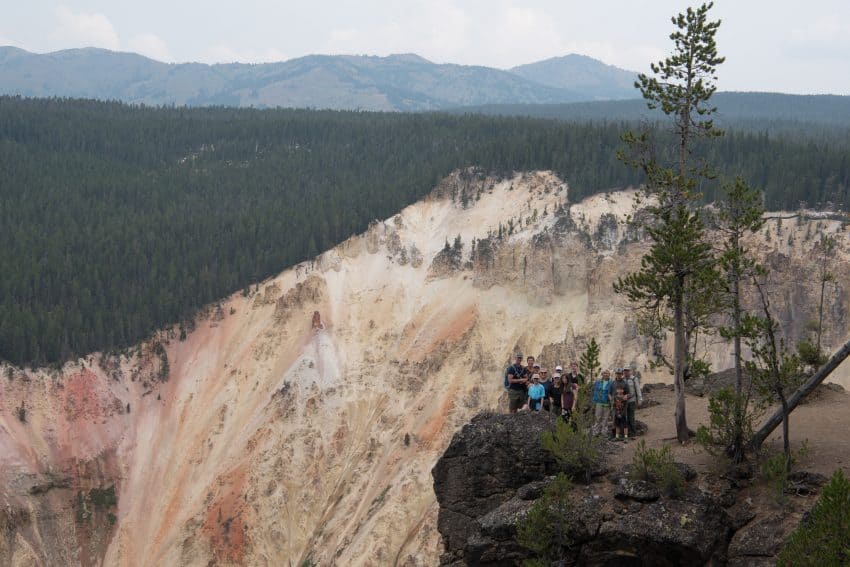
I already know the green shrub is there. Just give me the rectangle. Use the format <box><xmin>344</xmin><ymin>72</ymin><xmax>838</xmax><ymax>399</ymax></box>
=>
<box><xmin>696</xmin><ymin>387</ymin><xmax>763</xmax><ymax>464</ymax></box>
<box><xmin>517</xmin><ymin>473</ymin><xmax>574</xmax><ymax>567</ymax></box>
<box><xmin>762</xmin><ymin>452</ymin><xmax>791</xmax><ymax>505</ymax></box>
<box><xmin>576</xmin><ymin>381</ymin><xmax>592</xmax><ymax>415</ymax></box>
<box><xmin>761</xmin><ymin>443</ymin><xmax>809</xmax><ymax>506</ymax></box>
<box><xmin>632</xmin><ymin>440</ymin><xmax>684</xmax><ymax>497</ymax></box>
<box><xmin>541</xmin><ymin>411</ymin><xmax>603</xmax><ymax>483</ymax></box>
<box><xmin>778</xmin><ymin>469</ymin><xmax>850</xmax><ymax>566</ymax></box>
<box><xmin>797</xmin><ymin>339</ymin><xmax>826</xmax><ymax>367</ymax></box>
<box><xmin>88</xmin><ymin>485</ymin><xmax>117</xmax><ymax>510</ymax></box>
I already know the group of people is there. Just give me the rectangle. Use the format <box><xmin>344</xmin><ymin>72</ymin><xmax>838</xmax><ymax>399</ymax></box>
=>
<box><xmin>505</xmin><ymin>354</ymin><xmax>584</xmax><ymax>418</ymax></box>
<box><xmin>589</xmin><ymin>366</ymin><xmax>643</xmax><ymax>442</ymax></box>
<box><xmin>504</xmin><ymin>353</ymin><xmax>643</xmax><ymax>442</ymax></box>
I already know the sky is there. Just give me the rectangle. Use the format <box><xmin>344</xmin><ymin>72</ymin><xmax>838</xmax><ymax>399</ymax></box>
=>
<box><xmin>2</xmin><ymin>0</ymin><xmax>849</xmax><ymax>94</ymax></box>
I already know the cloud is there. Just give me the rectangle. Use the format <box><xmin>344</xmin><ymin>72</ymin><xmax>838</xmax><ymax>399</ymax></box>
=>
<box><xmin>471</xmin><ymin>2</ymin><xmax>661</xmax><ymax>71</ymax></box>
<box><xmin>52</xmin><ymin>5</ymin><xmax>120</xmax><ymax>50</ymax></box>
<box><xmin>787</xmin><ymin>18</ymin><xmax>850</xmax><ymax>59</ymax></box>
<box><xmin>323</xmin><ymin>0</ymin><xmax>470</xmax><ymax>61</ymax></box>
<box><xmin>417</xmin><ymin>0</ymin><xmax>470</xmax><ymax>61</ymax></box>
<box><xmin>327</xmin><ymin>28</ymin><xmax>358</xmax><ymax>46</ymax></box>
<box><xmin>561</xmin><ymin>41</ymin><xmax>665</xmax><ymax>73</ymax></box>
<box><xmin>203</xmin><ymin>44</ymin><xmax>287</xmax><ymax>63</ymax></box>
<box><xmin>484</xmin><ymin>5</ymin><xmax>563</xmax><ymax>67</ymax></box>
<box><xmin>127</xmin><ymin>33</ymin><xmax>173</xmax><ymax>62</ymax></box>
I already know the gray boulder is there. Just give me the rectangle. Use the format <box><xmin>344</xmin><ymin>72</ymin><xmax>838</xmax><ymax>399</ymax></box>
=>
<box><xmin>432</xmin><ymin>411</ymin><xmax>560</xmax><ymax>560</ymax></box>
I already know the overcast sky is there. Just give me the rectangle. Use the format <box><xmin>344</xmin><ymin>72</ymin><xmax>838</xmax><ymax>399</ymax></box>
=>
<box><xmin>3</xmin><ymin>1</ymin><xmax>849</xmax><ymax>94</ymax></box>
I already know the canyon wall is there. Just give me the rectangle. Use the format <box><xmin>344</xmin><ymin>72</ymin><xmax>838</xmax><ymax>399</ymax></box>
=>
<box><xmin>1</xmin><ymin>171</ymin><xmax>848</xmax><ymax>565</ymax></box>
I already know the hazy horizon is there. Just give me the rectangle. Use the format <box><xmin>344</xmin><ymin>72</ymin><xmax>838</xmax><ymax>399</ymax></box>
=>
<box><xmin>3</xmin><ymin>1</ymin><xmax>850</xmax><ymax>95</ymax></box>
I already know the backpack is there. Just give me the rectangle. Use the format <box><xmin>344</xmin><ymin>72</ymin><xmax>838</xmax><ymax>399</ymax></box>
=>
<box><xmin>504</xmin><ymin>364</ymin><xmax>523</xmax><ymax>389</ymax></box>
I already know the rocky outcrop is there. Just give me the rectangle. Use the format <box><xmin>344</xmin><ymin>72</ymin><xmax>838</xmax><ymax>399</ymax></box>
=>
<box><xmin>432</xmin><ymin>412</ymin><xmax>561</xmax><ymax>557</ymax></box>
<box><xmin>432</xmin><ymin>411</ymin><xmax>731</xmax><ymax>565</ymax></box>
<box><xmin>432</xmin><ymin>410</ymin><xmax>824</xmax><ymax>566</ymax></box>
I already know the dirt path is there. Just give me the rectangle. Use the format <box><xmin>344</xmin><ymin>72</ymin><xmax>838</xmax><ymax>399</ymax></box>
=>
<box><xmin>612</xmin><ymin>383</ymin><xmax>850</xmax><ymax>478</ymax></box>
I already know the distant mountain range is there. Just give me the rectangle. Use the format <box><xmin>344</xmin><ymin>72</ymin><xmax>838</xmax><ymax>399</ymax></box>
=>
<box><xmin>510</xmin><ymin>54</ymin><xmax>637</xmax><ymax>100</ymax></box>
<box><xmin>0</xmin><ymin>47</ymin><xmax>639</xmax><ymax>110</ymax></box>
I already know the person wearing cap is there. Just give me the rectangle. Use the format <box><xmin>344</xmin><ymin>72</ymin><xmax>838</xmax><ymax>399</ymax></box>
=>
<box><xmin>527</xmin><ymin>374</ymin><xmax>546</xmax><ymax>412</ymax></box>
<box><xmin>504</xmin><ymin>353</ymin><xmax>524</xmax><ymax>389</ymax></box>
<box><xmin>608</xmin><ymin>368</ymin><xmax>631</xmax><ymax>438</ymax></box>
<box><xmin>612</xmin><ymin>383</ymin><xmax>630</xmax><ymax>442</ymax></box>
<box><xmin>624</xmin><ymin>366</ymin><xmax>643</xmax><ymax>436</ymax></box>
<box><xmin>505</xmin><ymin>353</ymin><xmax>529</xmax><ymax>413</ymax></box>
<box><xmin>591</xmin><ymin>369</ymin><xmax>612</xmax><ymax>435</ymax></box>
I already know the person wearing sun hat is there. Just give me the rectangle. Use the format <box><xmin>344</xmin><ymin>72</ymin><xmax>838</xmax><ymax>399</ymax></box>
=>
<box><xmin>527</xmin><ymin>373</ymin><xmax>546</xmax><ymax>412</ymax></box>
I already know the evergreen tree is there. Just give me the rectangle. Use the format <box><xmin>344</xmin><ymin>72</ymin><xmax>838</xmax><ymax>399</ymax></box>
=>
<box><xmin>715</xmin><ymin>176</ymin><xmax>765</xmax><ymax>462</ymax></box>
<box><xmin>517</xmin><ymin>473</ymin><xmax>574</xmax><ymax>566</ymax></box>
<box><xmin>615</xmin><ymin>2</ymin><xmax>725</xmax><ymax>442</ymax></box>
<box><xmin>0</xmin><ymin>94</ymin><xmax>847</xmax><ymax>367</ymax></box>
<box><xmin>778</xmin><ymin>469</ymin><xmax>850</xmax><ymax>566</ymax></box>
<box><xmin>746</xmin><ymin>272</ymin><xmax>805</xmax><ymax>472</ymax></box>
<box><xmin>579</xmin><ymin>338</ymin><xmax>601</xmax><ymax>384</ymax></box>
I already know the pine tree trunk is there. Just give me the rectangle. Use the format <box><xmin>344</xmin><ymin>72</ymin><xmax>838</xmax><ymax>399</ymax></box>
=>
<box><xmin>674</xmin><ymin>276</ymin><xmax>689</xmax><ymax>443</ymax></box>
<box><xmin>818</xmin><ymin>278</ymin><xmax>826</xmax><ymax>355</ymax></box>
<box><xmin>732</xmin><ymin>266</ymin><xmax>744</xmax><ymax>462</ymax></box>
<box><xmin>781</xmin><ymin>394</ymin><xmax>791</xmax><ymax>472</ymax></box>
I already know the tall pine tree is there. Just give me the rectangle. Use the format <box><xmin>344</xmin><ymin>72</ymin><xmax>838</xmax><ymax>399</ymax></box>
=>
<box><xmin>614</xmin><ymin>2</ymin><xmax>725</xmax><ymax>442</ymax></box>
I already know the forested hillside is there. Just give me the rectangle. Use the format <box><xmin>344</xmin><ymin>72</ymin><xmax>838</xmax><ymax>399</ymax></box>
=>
<box><xmin>1</xmin><ymin>96</ymin><xmax>848</xmax><ymax>366</ymax></box>
<box><xmin>452</xmin><ymin>92</ymin><xmax>850</xmax><ymax>143</ymax></box>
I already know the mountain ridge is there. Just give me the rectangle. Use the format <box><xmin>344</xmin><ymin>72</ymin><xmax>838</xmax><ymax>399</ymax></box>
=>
<box><xmin>510</xmin><ymin>53</ymin><xmax>637</xmax><ymax>100</ymax></box>
<box><xmin>0</xmin><ymin>46</ymin><xmax>634</xmax><ymax>110</ymax></box>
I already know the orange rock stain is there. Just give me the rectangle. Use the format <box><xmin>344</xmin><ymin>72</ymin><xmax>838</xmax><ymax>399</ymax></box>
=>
<box><xmin>202</xmin><ymin>466</ymin><xmax>249</xmax><ymax>564</ymax></box>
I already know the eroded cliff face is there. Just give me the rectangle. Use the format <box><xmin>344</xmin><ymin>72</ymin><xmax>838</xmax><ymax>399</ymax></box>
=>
<box><xmin>1</xmin><ymin>170</ymin><xmax>848</xmax><ymax>565</ymax></box>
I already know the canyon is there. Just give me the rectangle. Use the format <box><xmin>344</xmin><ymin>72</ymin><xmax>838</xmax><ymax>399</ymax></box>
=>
<box><xmin>2</xmin><ymin>170</ymin><xmax>849</xmax><ymax>565</ymax></box>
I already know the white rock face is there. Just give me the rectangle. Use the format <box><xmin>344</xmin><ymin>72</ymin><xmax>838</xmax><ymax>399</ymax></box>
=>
<box><xmin>1</xmin><ymin>170</ymin><xmax>848</xmax><ymax>566</ymax></box>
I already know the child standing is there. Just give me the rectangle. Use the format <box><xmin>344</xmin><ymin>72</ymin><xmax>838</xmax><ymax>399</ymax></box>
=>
<box><xmin>527</xmin><ymin>374</ymin><xmax>546</xmax><ymax>412</ymax></box>
<box><xmin>612</xmin><ymin>385</ymin><xmax>629</xmax><ymax>442</ymax></box>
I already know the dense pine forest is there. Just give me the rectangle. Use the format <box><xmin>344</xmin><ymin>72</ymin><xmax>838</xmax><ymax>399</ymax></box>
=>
<box><xmin>1</xmin><ymin>96</ymin><xmax>848</xmax><ymax>366</ymax></box>
<box><xmin>451</xmin><ymin>93</ymin><xmax>850</xmax><ymax>144</ymax></box>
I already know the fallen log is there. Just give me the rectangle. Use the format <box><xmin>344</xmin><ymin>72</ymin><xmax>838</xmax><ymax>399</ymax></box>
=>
<box><xmin>749</xmin><ymin>338</ymin><xmax>850</xmax><ymax>450</ymax></box>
